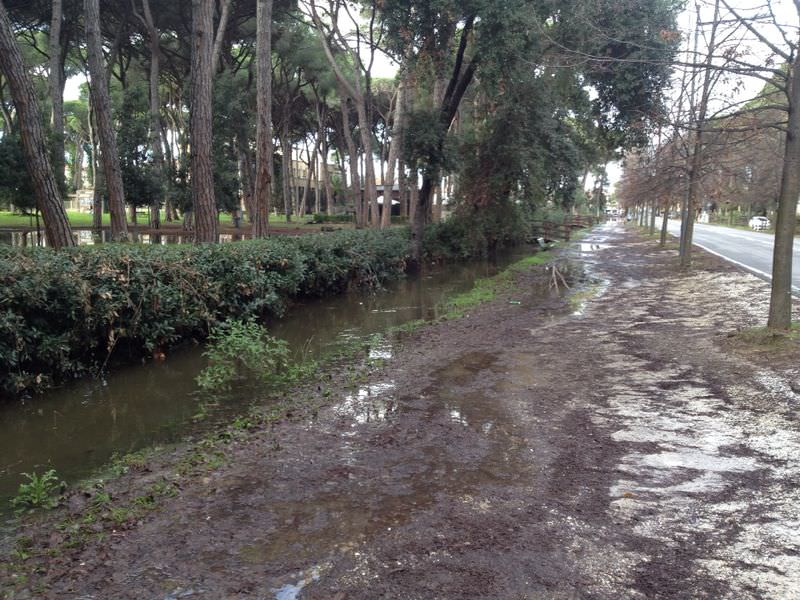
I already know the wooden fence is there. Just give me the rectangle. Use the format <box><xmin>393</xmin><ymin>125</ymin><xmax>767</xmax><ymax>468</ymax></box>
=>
<box><xmin>530</xmin><ymin>214</ymin><xmax>600</xmax><ymax>242</ymax></box>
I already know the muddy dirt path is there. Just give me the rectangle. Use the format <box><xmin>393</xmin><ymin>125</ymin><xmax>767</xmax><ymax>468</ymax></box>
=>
<box><xmin>5</xmin><ymin>225</ymin><xmax>800</xmax><ymax>599</ymax></box>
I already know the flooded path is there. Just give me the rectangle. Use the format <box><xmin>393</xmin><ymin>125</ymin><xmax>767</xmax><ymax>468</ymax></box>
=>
<box><xmin>0</xmin><ymin>250</ymin><xmax>529</xmax><ymax>513</ymax></box>
<box><xmin>5</xmin><ymin>225</ymin><xmax>800</xmax><ymax>599</ymax></box>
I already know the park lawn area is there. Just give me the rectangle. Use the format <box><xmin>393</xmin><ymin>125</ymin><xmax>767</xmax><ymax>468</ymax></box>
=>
<box><xmin>0</xmin><ymin>211</ymin><xmax>110</xmax><ymax>228</ymax></box>
<box><xmin>0</xmin><ymin>211</ymin><xmax>354</xmax><ymax>230</ymax></box>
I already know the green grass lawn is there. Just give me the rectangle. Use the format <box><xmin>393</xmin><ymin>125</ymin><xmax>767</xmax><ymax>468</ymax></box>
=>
<box><xmin>0</xmin><ymin>210</ymin><xmax>352</xmax><ymax>229</ymax></box>
<box><xmin>0</xmin><ymin>211</ymin><xmax>109</xmax><ymax>228</ymax></box>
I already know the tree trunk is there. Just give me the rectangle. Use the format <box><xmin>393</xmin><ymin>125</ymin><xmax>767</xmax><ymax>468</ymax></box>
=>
<box><xmin>649</xmin><ymin>199</ymin><xmax>657</xmax><ymax>235</ymax></box>
<box><xmin>660</xmin><ymin>205</ymin><xmax>669</xmax><ymax>247</ymax></box>
<box><xmin>0</xmin><ymin>78</ymin><xmax>14</xmax><ymax>133</ymax></box>
<box><xmin>308</xmin><ymin>5</ymin><xmax>377</xmax><ymax>227</ymax></box>
<box><xmin>72</xmin><ymin>139</ymin><xmax>84</xmax><ymax>190</ymax></box>
<box><xmin>300</xmin><ymin>143</ymin><xmax>317</xmax><ymax>218</ymax></box>
<box><xmin>92</xmin><ymin>187</ymin><xmax>103</xmax><ymax>235</ymax></box>
<box><xmin>136</xmin><ymin>0</ymin><xmax>164</xmax><ymax>230</ymax></box>
<box><xmin>409</xmin><ymin>170</ymin><xmax>419</xmax><ymax>224</ymax></box>
<box><xmin>768</xmin><ymin>49</ymin><xmax>800</xmax><ymax>330</ymax></box>
<box><xmin>237</xmin><ymin>135</ymin><xmax>255</xmax><ymax>220</ymax></box>
<box><xmin>398</xmin><ymin>160</ymin><xmax>407</xmax><ymax>218</ymax></box>
<box><xmin>88</xmin><ymin>98</ymin><xmax>103</xmax><ymax>234</ymax></box>
<box><xmin>354</xmin><ymin>99</ymin><xmax>379</xmax><ymax>228</ymax></box>
<box><xmin>411</xmin><ymin>174</ymin><xmax>436</xmax><ymax>260</ymax></box>
<box><xmin>252</xmin><ymin>0</ymin><xmax>272</xmax><ymax>237</ymax></box>
<box><xmin>0</xmin><ymin>0</ymin><xmax>74</xmax><ymax>248</ymax></box>
<box><xmin>433</xmin><ymin>181</ymin><xmax>444</xmax><ymax>222</ymax></box>
<box><xmin>85</xmin><ymin>0</ymin><xmax>128</xmax><ymax>241</ymax></box>
<box><xmin>211</xmin><ymin>0</ymin><xmax>232</xmax><ymax>74</ymax></box>
<box><xmin>336</xmin><ymin>154</ymin><xmax>347</xmax><ymax>217</ymax></box>
<box><xmin>341</xmin><ymin>101</ymin><xmax>363</xmax><ymax>228</ymax></box>
<box><xmin>280</xmin><ymin>119</ymin><xmax>293</xmax><ymax>223</ymax></box>
<box><xmin>317</xmin><ymin>105</ymin><xmax>335</xmax><ymax>216</ymax></box>
<box><xmin>381</xmin><ymin>79</ymin><xmax>406</xmax><ymax>229</ymax></box>
<box><xmin>190</xmin><ymin>0</ymin><xmax>218</xmax><ymax>243</ymax></box>
<box><xmin>49</xmin><ymin>0</ymin><xmax>65</xmax><ymax>192</ymax></box>
<box><xmin>314</xmin><ymin>157</ymin><xmax>321</xmax><ymax>215</ymax></box>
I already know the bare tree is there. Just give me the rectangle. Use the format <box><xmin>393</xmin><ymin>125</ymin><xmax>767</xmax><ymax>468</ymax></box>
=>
<box><xmin>674</xmin><ymin>0</ymin><xmax>799</xmax><ymax>329</ymax></box>
<box><xmin>679</xmin><ymin>0</ymin><xmax>723</xmax><ymax>268</ymax></box>
<box><xmin>713</xmin><ymin>0</ymin><xmax>800</xmax><ymax>330</ymax></box>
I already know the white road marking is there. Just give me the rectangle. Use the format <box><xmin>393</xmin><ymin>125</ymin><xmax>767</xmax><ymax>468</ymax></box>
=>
<box><xmin>667</xmin><ymin>232</ymin><xmax>800</xmax><ymax>296</ymax></box>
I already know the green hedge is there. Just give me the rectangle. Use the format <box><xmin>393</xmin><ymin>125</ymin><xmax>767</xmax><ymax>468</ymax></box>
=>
<box><xmin>0</xmin><ymin>229</ymin><xmax>409</xmax><ymax>397</ymax></box>
<box><xmin>423</xmin><ymin>205</ymin><xmax>529</xmax><ymax>261</ymax></box>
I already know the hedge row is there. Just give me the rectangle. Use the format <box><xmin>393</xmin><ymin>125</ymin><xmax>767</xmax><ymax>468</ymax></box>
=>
<box><xmin>0</xmin><ymin>228</ymin><xmax>409</xmax><ymax>397</ymax></box>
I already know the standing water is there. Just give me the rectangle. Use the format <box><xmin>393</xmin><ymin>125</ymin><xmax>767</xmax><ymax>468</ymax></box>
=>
<box><xmin>0</xmin><ymin>248</ymin><xmax>533</xmax><ymax>516</ymax></box>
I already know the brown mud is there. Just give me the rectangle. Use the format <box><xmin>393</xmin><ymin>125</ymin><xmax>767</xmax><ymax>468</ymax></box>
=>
<box><xmin>3</xmin><ymin>224</ymin><xmax>800</xmax><ymax>599</ymax></box>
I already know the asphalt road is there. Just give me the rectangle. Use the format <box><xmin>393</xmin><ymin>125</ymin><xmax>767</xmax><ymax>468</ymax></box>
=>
<box><xmin>666</xmin><ymin>220</ymin><xmax>800</xmax><ymax>294</ymax></box>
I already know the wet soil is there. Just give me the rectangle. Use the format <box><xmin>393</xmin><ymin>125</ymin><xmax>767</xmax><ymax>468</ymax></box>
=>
<box><xmin>3</xmin><ymin>225</ymin><xmax>800</xmax><ymax>599</ymax></box>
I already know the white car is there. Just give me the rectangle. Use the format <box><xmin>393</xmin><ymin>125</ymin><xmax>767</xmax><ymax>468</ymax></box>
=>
<box><xmin>749</xmin><ymin>216</ymin><xmax>770</xmax><ymax>231</ymax></box>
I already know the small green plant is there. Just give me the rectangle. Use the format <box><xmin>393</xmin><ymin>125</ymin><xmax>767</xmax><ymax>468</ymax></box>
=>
<box><xmin>11</xmin><ymin>537</ymin><xmax>33</xmax><ymax>561</ymax></box>
<box><xmin>108</xmin><ymin>450</ymin><xmax>150</xmax><ymax>476</ymax></box>
<box><xmin>196</xmin><ymin>320</ymin><xmax>290</xmax><ymax>392</ymax></box>
<box><xmin>148</xmin><ymin>480</ymin><xmax>178</xmax><ymax>498</ymax></box>
<box><xmin>231</xmin><ymin>415</ymin><xmax>255</xmax><ymax>430</ymax></box>
<box><xmin>132</xmin><ymin>495</ymin><xmax>157</xmax><ymax>510</ymax></box>
<box><xmin>91</xmin><ymin>491</ymin><xmax>112</xmax><ymax>508</ymax></box>
<box><xmin>109</xmin><ymin>506</ymin><xmax>133</xmax><ymax>525</ymax></box>
<box><xmin>10</xmin><ymin>470</ymin><xmax>65</xmax><ymax>513</ymax></box>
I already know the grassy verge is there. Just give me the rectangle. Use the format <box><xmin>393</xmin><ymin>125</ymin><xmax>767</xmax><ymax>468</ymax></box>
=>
<box><xmin>440</xmin><ymin>252</ymin><xmax>554</xmax><ymax>319</ymax></box>
<box><xmin>732</xmin><ymin>324</ymin><xmax>800</xmax><ymax>345</ymax></box>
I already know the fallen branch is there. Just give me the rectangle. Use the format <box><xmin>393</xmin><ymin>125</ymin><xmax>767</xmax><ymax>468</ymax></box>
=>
<box><xmin>549</xmin><ymin>265</ymin><xmax>571</xmax><ymax>291</ymax></box>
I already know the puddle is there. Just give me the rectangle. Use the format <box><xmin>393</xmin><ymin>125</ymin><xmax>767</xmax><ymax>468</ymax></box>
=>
<box><xmin>430</xmin><ymin>351</ymin><xmax>499</xmax><ymax>386</ymax></box>
<box><xmin>232</xmin><ymin>350</ymin><xmax>529</xmax><ymax>585</ymax></box>
<box><xmin>368</xmin><ymin>345</ymin><xmax>393</xmax><ymax>361</ymax></box>
<box><xmin>335</xmin><ymin>383</ymin><xmax>397</xmax><ymax>424</ymax></box>
<box><xmin>571</xmin><ymin>278</ymin><xmax>610</xmax><ymax>317</ymax></box>
<box><xmin>273</xmin><ymin>565</ymin><xmax>327</xmax><ymax>600</ymax></box>
<box><xmin>578</xmin><ymin>243</ymin><xmax>609</xmax><ymax>253</ymax></box>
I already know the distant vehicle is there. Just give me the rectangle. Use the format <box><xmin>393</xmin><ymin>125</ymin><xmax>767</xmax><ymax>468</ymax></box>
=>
<box><xmin>749</xmin><ymin>216</ymin><xmax>770</xmax><ymax>231</ymax></box>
